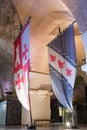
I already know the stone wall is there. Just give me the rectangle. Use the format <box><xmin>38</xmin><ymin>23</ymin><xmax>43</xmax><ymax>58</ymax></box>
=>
<box><xmin>0</xmin><ymin>0</ymin><xmax>20</xmax><ymax>97</ymax></box>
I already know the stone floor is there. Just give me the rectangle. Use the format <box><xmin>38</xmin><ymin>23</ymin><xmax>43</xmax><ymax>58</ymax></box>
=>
<box><xmin>0</xmin><ymin>124</ymin><xmax>87</xmax><ymax>130</ymax></box>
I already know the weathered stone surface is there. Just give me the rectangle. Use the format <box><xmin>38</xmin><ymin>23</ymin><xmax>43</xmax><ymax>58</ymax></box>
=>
<box><xmin>0</xmin><ymin>0</ymin><xmax>20</xmax><ymax>97</ymax></box>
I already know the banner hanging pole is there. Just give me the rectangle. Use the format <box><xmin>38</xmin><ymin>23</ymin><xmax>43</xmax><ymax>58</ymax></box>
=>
<box><xmin>28</xmin><ymin>70</ymin><xmax>33</xmax><ymax>128</ymax></box>
<box><xmin>14</xmin><ymin>15</ymin><xmax>36</xmax><ymax>129</ymax></box>
<box><xmin>70</xmin><ymin>108</ymin><xmax>78</xmax><ymax>129</ymax></box>
<box><xmin>27</xmin><ymin>70</ymin><xmax>36</xmax><ymax>129</ymax></box>
<box><xmin>26</xmin><ymin>17</ymin><xmax>36</xmax><ymax>129</ymax></box>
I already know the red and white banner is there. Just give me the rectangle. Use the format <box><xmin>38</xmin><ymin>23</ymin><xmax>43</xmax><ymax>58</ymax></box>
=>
<box><xmin>14</xmin><ymin>20</ymin><xmax>30</xmax><ymax>110</ymax></box>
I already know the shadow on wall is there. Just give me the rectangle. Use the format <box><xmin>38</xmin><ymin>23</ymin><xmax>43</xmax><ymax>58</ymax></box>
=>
<box><xmin>0</xmin><ymin>65</ymin><xmax>14</xmax><ymax>97</ymax></box>
<box><xmin>73</xmin><ymin>75</ymin><xmax>86</xmax><ymax>104</ymax></box>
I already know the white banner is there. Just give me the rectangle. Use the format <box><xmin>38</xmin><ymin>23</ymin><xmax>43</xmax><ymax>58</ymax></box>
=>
<box><xmin>14</xmin><ymin>19</ymin><xmax>30</xmax><ymax>111</ymax></box>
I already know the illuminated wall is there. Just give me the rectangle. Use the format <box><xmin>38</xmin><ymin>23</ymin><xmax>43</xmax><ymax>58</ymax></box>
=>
<box><xmin>21</xmin><ymin>91</ymin><xmax>50</xmax><ymax>125</ymax></box>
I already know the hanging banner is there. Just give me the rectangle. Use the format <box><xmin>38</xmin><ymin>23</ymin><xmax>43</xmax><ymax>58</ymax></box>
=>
<box><xmin>48</xmin><ymin>24</ymin><xmax>76</xmax><ymax>112</ymax></box>
<box><xmin>14</xmin><ymin>19</ymin><xmax>30</xmax><ymax>110</ymax></box>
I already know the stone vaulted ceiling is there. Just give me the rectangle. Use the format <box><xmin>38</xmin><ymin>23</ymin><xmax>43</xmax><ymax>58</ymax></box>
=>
<box><xmin>0</xmin><ymin>0</ymin><xmax>20</xmax><ymax>71</ymax></box>
<box><xmin>0</xmin><ymin>0</ymin><xmax>87</xmax><ymax>103</ymax></box>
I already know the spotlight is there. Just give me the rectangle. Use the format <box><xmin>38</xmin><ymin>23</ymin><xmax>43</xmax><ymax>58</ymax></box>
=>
<box><xmin>66</xmin><ymin>121</ymin><xmax>71</xmax><ymax>128</ymax></box>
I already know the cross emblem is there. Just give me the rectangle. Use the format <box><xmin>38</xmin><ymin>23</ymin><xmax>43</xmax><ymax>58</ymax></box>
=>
<box><xmin>23</xmin><ymin>43</ymin><xmax>28</xmax><ymax>60</ymax></box>
<box><xmin>16</xmin><ymin>73</ymin><xmax>23</xmax><ymax>90</ymax></box>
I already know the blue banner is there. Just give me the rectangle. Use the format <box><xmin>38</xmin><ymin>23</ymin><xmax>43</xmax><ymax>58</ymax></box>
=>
<box><xmin>48</xmin><ymin>25</ymin><xmax>76</xmax><ymax>111</ymax></box>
